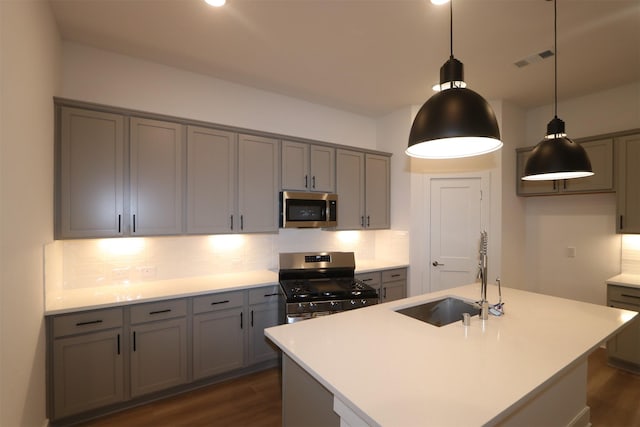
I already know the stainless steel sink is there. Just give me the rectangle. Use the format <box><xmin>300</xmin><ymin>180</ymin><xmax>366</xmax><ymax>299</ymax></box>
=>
<box><xmin>396</xmin><ymin>297</ymin><xmax>480</xmax><ymax>327</ymax></box>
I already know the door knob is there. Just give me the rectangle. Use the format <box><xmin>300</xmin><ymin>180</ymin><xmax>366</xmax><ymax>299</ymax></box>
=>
<box><xmin>432</xmin><ymin>261</ymin><xmax>444</xmax><ymax>267</ymax></box>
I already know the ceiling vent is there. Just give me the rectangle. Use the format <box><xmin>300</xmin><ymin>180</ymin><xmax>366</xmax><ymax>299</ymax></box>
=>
<box><xmin>514</xmin><ymin>49</ymin><xmax>555</xmax><ymax>68</ymax></box>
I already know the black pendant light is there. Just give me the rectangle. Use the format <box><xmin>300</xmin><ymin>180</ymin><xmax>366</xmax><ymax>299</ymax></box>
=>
<box><xmin>522</xmin><ymin>0</ymin><xmax>593</xmax><ymax>181</ymax></box>
<box><xmin>406</xmin><ymin>0</ymin><xmax>502</xmax><ymax>159</ymax></box>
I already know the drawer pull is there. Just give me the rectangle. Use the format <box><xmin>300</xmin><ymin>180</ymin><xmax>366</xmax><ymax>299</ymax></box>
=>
<box><xmin>362</xmin><ymin>278</ymin><xmax>373</xmax><ymax>282</ymax></box>
<box><xmin>263</xmin><ymin>293</ymin><xmax>280</xmax><ymax>297</ymax></box>
<box><xmin>133</xmin><ymin>331</ymin><xmax>137</xmax><ymax>352</ymax></box>
<box><xmin>391</xmin><ymin>274</ymin><xmax>401</xmax><ymax>278</ymax></box>
<box><xmin>117</xmin><ymin>333</ymin><xmax>121</xmax><ymax>355</ymax></box>
<box><xmin>76</xmin><ymin>319</ymin><xmax>103</xmax><ymax>327</ymax></box>
<box><xmin>149</xmin><ymin>309</ymin><xmax>171</xmax><ymax>315</ymax></box>
<box><xmin>210</xmin><ymin>300</ymin><xmax>230</xmax><ymax>306</ymax></box>
<box><xmin>621</xmin><ymin>293</ymin><xmax>640</xmax><ymax>300</ymax></box>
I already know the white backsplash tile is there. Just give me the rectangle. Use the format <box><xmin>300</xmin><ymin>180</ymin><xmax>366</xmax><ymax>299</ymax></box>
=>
<box><xmin>52</xmin><ymin>230</ymin><xmax>409</xmax><ymax>291</ymax></box>
<box><xmin>621</xmin><ymin>235</ymin><xmax>640</xmax><ymax>274</ymax></box>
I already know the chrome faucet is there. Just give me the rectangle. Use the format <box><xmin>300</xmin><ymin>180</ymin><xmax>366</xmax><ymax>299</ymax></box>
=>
<box><xmin>478</xmin><ymin>231</ymin><xmax>489</xmax><ymax>320</ymax></box>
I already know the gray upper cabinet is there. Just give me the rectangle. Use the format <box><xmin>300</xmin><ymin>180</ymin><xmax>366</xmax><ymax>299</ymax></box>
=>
<box><xmin>281</xmin><ymin>141</ymin><xmax>335</xmax><ymax>192</ymax></box>
<box><xmin>130</xmin><ymin>117</ymin><xmax>184</xmax><ymax>236</ymax></box>
<box><xmin>57</xmin><ymin>107</ymin><xmax>125</xmax><ymax>239</ymax></box>
<box><xmin>516</xmin><ymin>137</ymin><xmax>614</xmax><ymax>196</ymax></box>
<box><xmin>238</xmin><ymin>134</ymin><xmax>279</xmax><ymax>233</ymax></box>
<box><xmin>336</xmin><ymin>150</ymin><xmax>366</xmax><ymax>230</ymax></box>
<box><xmin>186</xmin><ymin>126</ymin><xmax>237</xmax><ymax>234</ymax></box>
<box><xmin>336</xmin><ymin>150</ymin><xmax>390</xmax><ymax>230</ymax></box>
<box><xmin>616</xmin><ymin>133</ymin><xmax>640</xmax><ymax>233</ymax></box>
<box><xmin>365</xmin><ymin>154</ymin><xmax>391</xmax><ymax>229</ymax></box>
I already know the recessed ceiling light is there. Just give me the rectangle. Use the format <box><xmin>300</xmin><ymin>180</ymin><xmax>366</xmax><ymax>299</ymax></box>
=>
<box><xmin>205</xmin><ymin>0</ymin><xmax>226</xmax><ymax>7</ymax></box>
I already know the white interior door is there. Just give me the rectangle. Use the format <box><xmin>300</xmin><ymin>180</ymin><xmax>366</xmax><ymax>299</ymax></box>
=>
<box><xmin>429</xmin><ymin>176</ymin><xmax>488</xmax><ymax>292</ymax></box>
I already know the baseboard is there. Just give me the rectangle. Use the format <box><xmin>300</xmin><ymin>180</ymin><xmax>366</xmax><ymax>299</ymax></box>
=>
<box><xmin>567</xmin><ymin>406</ymin><xmax>591</xmax><ymax>427</ymax></box>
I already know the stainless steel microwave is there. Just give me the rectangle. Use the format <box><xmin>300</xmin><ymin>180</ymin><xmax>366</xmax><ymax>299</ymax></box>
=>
<box><xmin>280</xmin><ymin>191</ymin><xmax>337</xmax><ymax>228</ymax></box>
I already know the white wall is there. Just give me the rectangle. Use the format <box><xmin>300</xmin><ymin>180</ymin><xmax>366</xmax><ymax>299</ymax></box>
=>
<box><xmin>0</xmin><ymin>1</ymin><xmax>60</xmax><ymax>426</ymax></box>
<box><xmin>62</xmin><ymin>42</ymin><xmax>377</xmax><ymax>150</ymax></box>
<box><xmin>522</xmin><ymin>82</ymin><xmax>640</xmax><ymax>304</ymax></box>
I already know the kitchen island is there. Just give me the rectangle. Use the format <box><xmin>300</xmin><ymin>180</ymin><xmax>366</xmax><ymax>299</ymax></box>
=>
<box><xmin>265</xmin><ymin>283</ymin><xmax>636</xmax><ymax>427</ymax></box>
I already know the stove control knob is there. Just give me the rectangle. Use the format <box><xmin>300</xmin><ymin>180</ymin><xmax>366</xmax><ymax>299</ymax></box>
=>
<box><xmin>330</xmin><ymin>301</ymin><xmax>339</xmax><ymax>308</ymax></box>
<box><xmin>309</xmin><ymin>302</ymin><xmax>316</xmax><ymax>310</ymax></box>
<box><xmin>361</xmin><ymin>299</ymin><xmax>367</xmax><ymax>305</ymax></box>
<box><xmin>350</xmin><ymin>300</ymin><xmax>356</xmax><ymax>306</ymax></box>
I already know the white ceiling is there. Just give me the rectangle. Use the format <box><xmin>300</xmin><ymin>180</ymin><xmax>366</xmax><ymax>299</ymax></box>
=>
<box><xmin>49</xmin><ymin>0</ymin><xmax>640</xmax><ymax>118</ymax></box>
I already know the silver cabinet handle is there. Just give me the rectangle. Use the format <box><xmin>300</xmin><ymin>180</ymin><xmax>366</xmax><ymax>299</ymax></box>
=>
<box><xmin>432</xmin><ymin>261</ymin><xmax>445</xmax><ymax>267</ymax></box>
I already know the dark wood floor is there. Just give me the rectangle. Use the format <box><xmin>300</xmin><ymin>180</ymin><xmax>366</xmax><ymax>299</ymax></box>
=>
<box><xmin>80</xmin><ymin>347</ymin><xmax>638</xmax><ymax>427</ymax></box>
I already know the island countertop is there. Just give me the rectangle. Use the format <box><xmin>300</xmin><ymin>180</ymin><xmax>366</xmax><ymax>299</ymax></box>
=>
<box><xmin>265</xmin><ymin>283</ymin><xmax>635</xmax><ymax>426</ymax></box>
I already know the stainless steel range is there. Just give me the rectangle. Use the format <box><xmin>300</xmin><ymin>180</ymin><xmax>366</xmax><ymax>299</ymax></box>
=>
<box><xmin>279</xmin><ymin>251</ymin><xmax>379</xmax><ymax>323</ymax></box>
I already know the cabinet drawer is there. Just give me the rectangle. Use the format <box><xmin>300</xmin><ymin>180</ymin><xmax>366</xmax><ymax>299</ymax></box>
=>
<box><xmin>130</xmin><ymin>299</ymin><xmax>187</xmax><ymax>324</ymax></box>
<box><xmin>52</xmin><ymin>307</ymin><xmax>123</xmax><ymax>338</ymax></box>
<box><xmin>608</xmin><ymin>285</ymin><xmax>640</xmax><ymax>310</ymax></box>
<box><xmin>249</xmin><ymin>285</ymin><xmax>282</xmax><ymax>305</ymax></box>
<box><xmin>382</xmin><ymin>268</ymin><xmax>407</xmax><ymax>282</ymax></box>
<box><xmin>356</xmin><ymin>272</ymin><xmax>381</xmax><ymax>286</ymax></box>
<box><xmin>193</xmin><ymin>291</ymin><xmax>244</xmax><ymax>314</ymax></box>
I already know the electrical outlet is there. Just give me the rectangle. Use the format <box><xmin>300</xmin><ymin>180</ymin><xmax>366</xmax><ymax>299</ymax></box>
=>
<box><xmin>138</xmin><ymin>265</ymin><xmax>157</xmax><ymax>279</ymax></box>
<box><xmin>112</xmin><ymin>267</ymin><xmax>130</xmax><ymax>281</ymax></box>
<box><xmin>567</xmin><ymin>247</ymin><xmax>576</xmax><ymax>258</ymax></box>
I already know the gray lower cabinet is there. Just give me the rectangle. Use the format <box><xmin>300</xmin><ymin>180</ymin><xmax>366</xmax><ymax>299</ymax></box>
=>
<box><xmin>607</xmin><ymin>284</ymin><xmax>640</xmax><ymax>372</ymax></box>
<box><xmin>356</xmin><ymin>267</ymin><xmax>407</xmax><ymax>303</ymax></box>
<box><xmin>248</xmin><ymin>286</ymin><xmax>283</xmax><ymax>365</ymax></box>
<box><xmin>50</xmin><ymin>308</ymin><xmax>124</xmax><ymax>419</ymax></box>
<box><xmin>381</xmin><ymin>268</ymin><xmax>407</xmax><ymax>302</ymax></box>
<box><xmin>192</xmin><ymin>291</ymin><xmax>245</xmax><ymax>380</ymax></box>
<box><xmin>48</xmin><ymin>285</ymin><xmax>284</xmax><ymax>422</ymax></box>
<box><xmin>129</xmin><ymin>299</ymin><xmax>188</xmax><ymax>398</ymax></box>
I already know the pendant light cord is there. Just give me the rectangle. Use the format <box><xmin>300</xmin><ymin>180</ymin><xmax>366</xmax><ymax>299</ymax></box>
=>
<box><xmin>449</xmin><ymin>0</ymin><xmax>454</xmax><ymax>59</ymax></box>
<box><xmin>554</xmin><ymin>0</ymin><xmax>558</xmax><ymax>119</ymax></box>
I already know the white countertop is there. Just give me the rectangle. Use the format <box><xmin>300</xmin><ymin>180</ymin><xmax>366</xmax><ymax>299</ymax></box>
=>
<box><xmin>45</xmin><ymin>259</ymin><xmax>408</xmax><ymax>315</ymax></box>
<box><xmin>265</xmin><ymin>283</ymin><xmax>635</xmax><ymax>427</ymax></box>
<box><xmin>607</xmin><ymin>273</ymin><xmax>640</xmax><ymax>289</ymax></box>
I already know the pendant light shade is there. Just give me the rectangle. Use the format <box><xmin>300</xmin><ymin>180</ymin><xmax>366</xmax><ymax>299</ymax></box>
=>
<box><xmin>406</xmin><ymin>1</ymin><xmax>502</xmax><ymax>159</ymax></box>
<box><xmin>522</xmin><ymin>0</ymin><xmax>593</xmax><ymax>181</ymax></box>
<box><xmin>522</xmin><ymin>117</ymin><xmax>593</xmax><ymax>181</ymax></box>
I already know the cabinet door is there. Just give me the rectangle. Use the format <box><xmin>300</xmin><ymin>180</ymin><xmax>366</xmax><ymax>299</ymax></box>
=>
<box><xmin>248</xmin><ymin>287</ymin><xmax>282</xmax><ymax>365</ymax></box>
<box><xmin>516</xmin><ymin>148</ymin><xmax>558</xmax><ymax>196</ymax></box>
<box><xmin>607</xmin><ymin>300</ymin><xmax>640</xmax><ymax>366</ymax></box>
<box><xmin>58</xmin><ymin>107</ymin><xmax>124</xmax><ymax>238</ymax></box>
<box><xmin>563</xmin><ymin>138</ymin><xmax>614</xmax><ymax>193</ymax></box>
<box><xmin>365</xmin><ymin>154</ymin><xmax>390</xmax><ymax>229</ymax></box>
<box><xmin>130</xmin><ymin>117</ymin><xmax>184</xmax><ymax>236</ymax></box>
<box><xmin>310</xmin><ymin>145</ymin><xmax>335</xmax><ymax>193</ymax></box>
<box><xmin>616</xmin><ymin>133</ymin><xmax>640</xmax><ymax>233</ymax></box>
<box><xmin>130</xmin><ymin>318</ymin><xmax>188</xmax><ymax>398</ymax></box>
<box><xmin>281</xmin><ymin>140</ymin><xmax>309</xmax><ymax>191</ymax></box>
<box><xmin>382</xmin><ymin>281</ymin><xmax>406</xmax><ymax>302</ymax></box>
<box><xmin>336</xmin><ymin>149</ymin><xmax>365</xmax><ymax>230</ymax></box>
<box><xmin>186</xmin><ymin>126</ymin><xmax>237</xmax><ymax>234</ymax></box>
<box><xmin>238</xmin><ymin>134</ymin><xmax>279</xmax><ymax>232</ymax></box>
<box><xmin>192</xmin><ymin>309</ymin><xmax>245</xmax><ymax>380</ymax></box>
<box><xmin>53</xmin><ymin>329</ymin><xmax>124</xmax><ymax>418</ymax></box>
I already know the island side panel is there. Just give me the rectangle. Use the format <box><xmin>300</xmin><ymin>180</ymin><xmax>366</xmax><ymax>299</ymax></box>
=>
<box><xmin>283</xmin><ymin>354</ymin><xmax>339</xmax><ymax>427</ymax></box>
<box><xmin>493</xmin><ymin>358</ymin><xmax>589</xmax><ymax>427</ymax></box>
